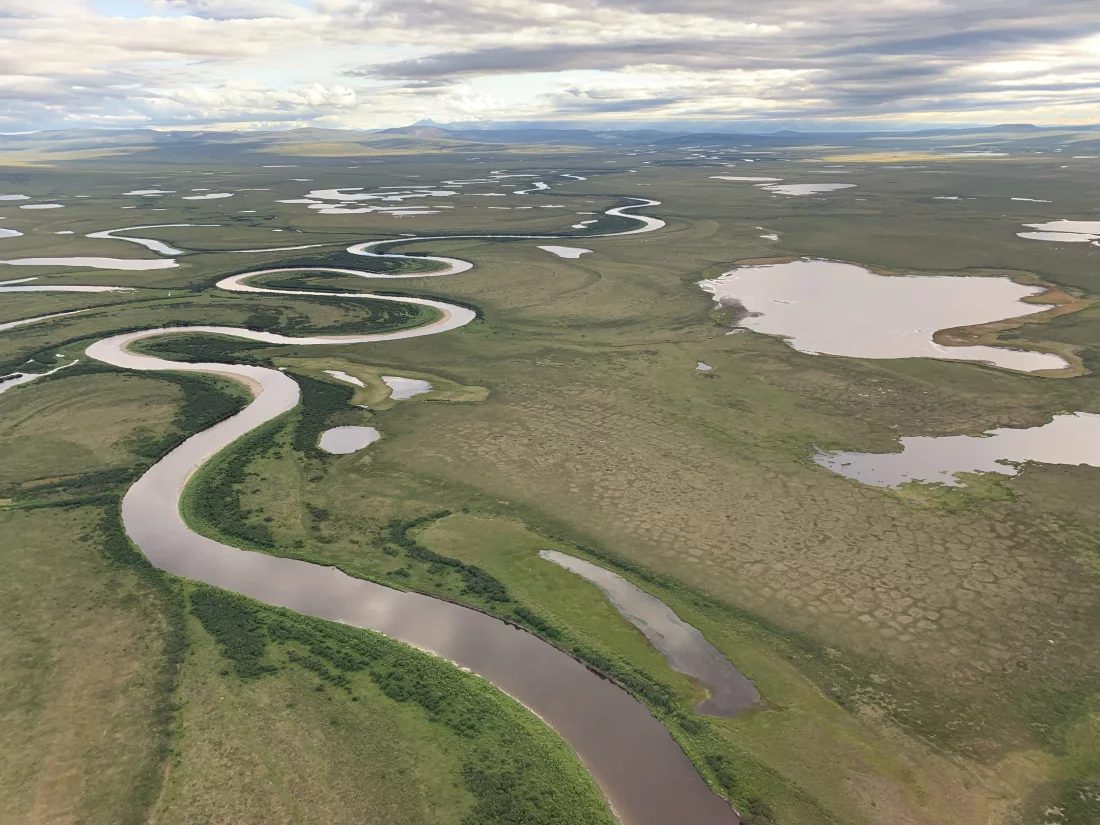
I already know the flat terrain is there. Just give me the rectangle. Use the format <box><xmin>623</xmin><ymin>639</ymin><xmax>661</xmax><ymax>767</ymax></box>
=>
<box><xmin>2</xmin><ymin>131</ymin><xmax>1100</xmax><ymax>824</ymax></box>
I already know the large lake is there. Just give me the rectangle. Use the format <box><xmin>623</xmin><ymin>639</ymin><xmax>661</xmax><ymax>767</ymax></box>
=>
<box><xmin>700</xmin><ymin>259</ymin><xmax>1066</xmax><ymax>372</ymax></box>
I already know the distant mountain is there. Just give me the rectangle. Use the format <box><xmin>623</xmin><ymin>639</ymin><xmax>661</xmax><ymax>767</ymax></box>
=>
<box><xmin>378</xmin><ymin>123</ymin><xmax>451</xmax><ymax>139</ymax></box>
<box><xmin>2</xmin><ymin>121</ymin><xmax>1099</xmax><ymax>164</ymax></box>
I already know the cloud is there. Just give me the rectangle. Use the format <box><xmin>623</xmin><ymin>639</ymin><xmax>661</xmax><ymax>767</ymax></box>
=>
<box><xmin>1</xmin><ymin>0</ymin><xmax>1099</xmax><ymax>130</ymax></box>
<box><xmin>146</xmin><ymin>0</ymin><xmax>312</xmax><ymax>20</ymax></box>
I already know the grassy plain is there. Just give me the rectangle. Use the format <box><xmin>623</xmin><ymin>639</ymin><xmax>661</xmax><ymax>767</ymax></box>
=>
<box><xmin>0</xmin><ymin>505</ymin><xmax>173</xmax><ymax>825</ymax></box>
<box><xmin>158</xmin><ymin>584</ymin><xmax>615</xmax><ymax>825</ymax></box>
<box><xmin>0</xmin><ymin>368</ymin><xmax>613</xmax><ymax>825</ymax></box>
<box><xmin>0</xmin><ymin>369</ymin><xmax>196</xmax><ymax>825</ymax></box>
<box><xmin>3</xmin><ymin>137</ymin><xmax>1100</xmax><ymax>823</ymax></box>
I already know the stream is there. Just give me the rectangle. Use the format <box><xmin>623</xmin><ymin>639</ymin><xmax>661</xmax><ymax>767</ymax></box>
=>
<box><xmin>61</xmin><ymin>199</ymin><xmax>743</xmax><ymax>825</ymax></box>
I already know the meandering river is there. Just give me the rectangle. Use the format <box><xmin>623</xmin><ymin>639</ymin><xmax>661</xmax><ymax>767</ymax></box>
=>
<box><xmin>65</xmin><ymin>199</ymin><xmax>741</xmax><ymax>825</ymax></box>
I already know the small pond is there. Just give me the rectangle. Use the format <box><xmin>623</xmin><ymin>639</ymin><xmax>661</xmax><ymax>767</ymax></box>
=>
<box><xmin>759</xmin><ymin>183</ymin><xmax>856</xmax><ymax>196</ymax></box>
<box><xmin>382</xmin><ymin>375</ymin><xmax>433</xmax><ymax>399</ymax></box>
<box><xmin>318</xmin><ymin>426</ymin><xmax>381</xmax><ymax>454</ymax></box>
<box><xmin>0</xmin><ymin>257</ymin><xmax>177</xmax><ymax>270</ymax></box>
<box><xmin>538</xmin><ymin>245</ymin><xmax>592</xmax><ymax>259</ymax></box>
<box><xmin>324</xmin><ymin>369</ymin><xmax>365</xmax><ymax>387</ymax></box>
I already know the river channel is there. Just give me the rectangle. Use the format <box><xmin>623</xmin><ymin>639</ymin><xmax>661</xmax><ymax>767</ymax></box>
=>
<box><xmin>74</xmin><ymin>200</ymin><xmax>740</xmax><ymax>825</ymax></box>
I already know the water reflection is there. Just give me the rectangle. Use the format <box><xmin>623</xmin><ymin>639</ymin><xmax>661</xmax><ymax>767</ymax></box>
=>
<box><xmin>382</xmin><ymin>375</ymin><xmax>433</xmax><ymax>400</ymax></box>
<box><xmin>815</xmin><ymin>412</ymin><xmax>1100</xmax><ymax>488</ymax></box>
<box><xmin>540</xmin><ymin>550</ymin><xmax>761</xmax><ymax>716</ymax></box>
<box><xmin>700</xmin><ymin>259</ymin><xmax>1066</xmax><ymax>373</ymax></box>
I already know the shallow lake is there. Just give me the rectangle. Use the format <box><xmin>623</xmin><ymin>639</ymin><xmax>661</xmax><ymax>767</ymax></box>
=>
<box><xmin>0</xmin><ymin>257</ymin><xmax>177</xmax><ymax>270</ymax></box>
<box><xmin>710</xmin><ymin>176</ymin><xmax>783</xmax><ymax>182</ymax></box>
<box><xmin>538</xmin><ymin>245</ymin><xmax>592</xmax><ymax>258</ymax></box>
<box><xmin>539</xmin><ymin>550</ymin><xmax>760</xmax><ymax>716</ymax></box>
<box><xmin>0</xmin><ymin>281</ymin><xmax>129</xmax><ymax>292</ymax></box>
<box><xmin>759</xmin><ymin>183</ymin><xmax>856</xmax><ymax>195</ymax></box>
<box><xmin>1017</xmin><ymin>220</ymin><xmax>1100</xmax><ymax>244</ymax></box>
<box><xmin>318</xmin><ymin>425</ymin><xmax>381</xmax><ymax>454</ymax></box>
<box><xmin>323</xmin><ymin>369</ymin><xmax>365</xmax><ymax>387</ymax></box>
<box><xmin>382</xmin><ymin>375</ymin><xmax>433</xmax><ymax>399</ymax></box>
<box><xmin>815</xmin><ymin>412</ymin><xmax>1100</xmax><ymax>488</ymax></box>
<box><xmin>700</xmin><ymin>259</ymin><xmax>1067</xmax><ymax>373</ymax></box>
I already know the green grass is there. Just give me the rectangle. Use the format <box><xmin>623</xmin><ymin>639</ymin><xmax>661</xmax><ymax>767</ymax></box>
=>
<box><xmin>0</xmin><ymin>366</ymin><xmax>250</xmax><ymax>508</ymax></box>
<box><xmin>1</xmin><ymin>364</ymin><xmax>617</xmax><ymax>824</ymax></box>
<box><xmin>0</xmin><ymin>368</ymin><xmax>205</xmax><ymax>824</ymax></box>
<box><xmin>5</xmin><ymin>147</ymin><xmax>1100</xmax><ymax>823</ymax></box>
<box><xmin>0</xmin><ymin>505</ymin><xmax>182</xmax><ymax>825</ymax></box>
<box><xmin>177</xmin><ymin>584</ymin><xmax>617</xmax><ymax>825</ymax></box>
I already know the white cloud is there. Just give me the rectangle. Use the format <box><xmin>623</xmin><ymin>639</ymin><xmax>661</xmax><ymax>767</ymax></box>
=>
<box><xmin>146</xmin><ymin>0</ymin><xmax>312</xmax><ymax>18</ymax></box>
<box><xmin>0</xmin><ymin>0</ymin><xmax>1098</xmax><ymax>129</ymax></box>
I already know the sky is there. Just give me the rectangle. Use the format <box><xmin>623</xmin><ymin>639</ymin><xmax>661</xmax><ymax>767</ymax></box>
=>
<box><xmin>1</xmin><ymin>0</ymin><xmax>1099</xmax><ymax>132</ymax></box>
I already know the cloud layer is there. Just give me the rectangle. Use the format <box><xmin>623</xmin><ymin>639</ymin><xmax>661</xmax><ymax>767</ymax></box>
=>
<box><xmin>1</xmin><ymin>0</ymin><xmax>1098</xmax><ymax>131</ymax></box>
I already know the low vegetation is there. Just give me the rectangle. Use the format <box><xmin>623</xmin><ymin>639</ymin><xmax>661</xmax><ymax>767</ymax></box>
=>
<box><xmin>1</xmin><ymin>366</ymin><xmax>615</xmax><ymax>825</ymax></box>
<box><xmin>4</xmin><ymin>147</ymin><xmax>1100</xmax><ymax>824</ymax></box>
<box><xmin>185</xmin><ymin>585</ymin><xmax>617</xmax><ymax>825</ymax></box>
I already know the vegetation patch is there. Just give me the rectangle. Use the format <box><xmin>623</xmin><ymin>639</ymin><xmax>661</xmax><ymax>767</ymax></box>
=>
<box><xmin>182</xmin><ymin>419</ymin><xmax>282</xmax><ymax>548</ymax></box>
<box><xmin>189</xmin><ymin>586</ymin><xmax>275</xmax><ymax>678</ymax></box>
<box><xmin>188</xmin><ymin>586</ymin><xmax>618</xmax><ymax>825</ymax></box>
<box><xmin>386</xmin><ymin>512</ymin><xmax>512</xmax><ymax>603</ymax></box>
<box><xmin>293</xmin><ymin>373</ymin><xmax>358</xmax><ymax>455</ymax></box>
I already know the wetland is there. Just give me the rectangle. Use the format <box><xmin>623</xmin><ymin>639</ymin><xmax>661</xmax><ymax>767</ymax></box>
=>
<box><xmin>4</xmin><ymin>134</ymin><xmax>1100</xmax><ymax>825</ymax></box>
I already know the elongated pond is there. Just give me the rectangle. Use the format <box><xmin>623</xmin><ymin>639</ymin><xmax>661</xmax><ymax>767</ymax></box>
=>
<box><xmin>76</xmin><ymin>199</ymin><xmax>740</xmax><ymax>825</ymax></box>
<box><xmin>319</xmin><ymin>425</ymin><xmax>380</xmax><ymax>454</ymax></box>
<box><xmin>540</xmin><ymin>550</ymin><xmax>760</xmax><ymax>716</ymax></box>
<box><xmin>700</xmin><ymin>259</ymin><xmax>1067</xmax><ymax>373</ymax></box>
<box><xmin>0</xmin><ymin>360</ymin><xmax>77</xmax><ymax>395</ymax></box>
<box><xmin>815</xmin><ymin>412</ymin><xmax>1100</xmax><ymax>488</ymax></box>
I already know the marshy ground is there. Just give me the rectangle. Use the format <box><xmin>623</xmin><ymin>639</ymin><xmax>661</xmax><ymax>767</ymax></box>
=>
<box><xmin>2</xmin><ymin>135</ymin><xmax>1100</xmax><ymax>825</ymax></box>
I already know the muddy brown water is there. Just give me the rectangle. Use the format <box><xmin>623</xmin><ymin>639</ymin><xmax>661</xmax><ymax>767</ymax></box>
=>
<box><xmin>80</xmin><ymin>200</ymin><xmax>741</xmax><ymax>825</ymax></box>
<box><xmin>96</xmin><ymin>353</ymin><xmax>738</xmax><ymax>825</ymax></box>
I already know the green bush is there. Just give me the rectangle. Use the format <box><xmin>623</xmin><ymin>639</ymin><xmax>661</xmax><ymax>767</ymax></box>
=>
<box><xmin>195</xmin><ymin>591</ymin><xmax>613</xmax><ymax>823</ymax></box>
<box><xmin>386</xmin><ymin>514</ymin><xmax>513</xmax><ymax>603</ymax></box>
<box><xmin>189</xmin><ymin>586</ymin><xmax>275</xmax><ymax>678</ymax></box>
<box><xmin>183</xmin><ymin>420</ymin><xmax>280</xmax><ymax>548</ymax></box>
<box><xmin>293</xmin><ymin>374</ymin><xmax>355</xmax><ymax>456</ymax></box>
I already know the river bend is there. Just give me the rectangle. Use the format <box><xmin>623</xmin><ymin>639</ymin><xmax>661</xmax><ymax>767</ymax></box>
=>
<box><xmin>74</xmin><ymin>200</ymin><xmax>740</xmax><ymax>825</ymax></box>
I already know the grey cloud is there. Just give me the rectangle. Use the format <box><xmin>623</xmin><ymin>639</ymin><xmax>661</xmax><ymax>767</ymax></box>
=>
<box><xmin>363</xmin><ymin>39</ymin><xmax>822</xmax><ymax>80</ymax></box>
<box><xmin>553</xmin><ymin>94</ymin><xmax>687</xmax><ymax>114</ymax></box>
<box><xmin>5</xmin><ymin>0</ymin><xmax>1100</xmax><ymax>129</ymax></box>
<box><xmin>149</xmin><ymin>0</ymin><xmax>310</xmax><ymax>20</ymax></box>
<box><xmin>344</xmin><ymin>0</ymin><xmax>1100</xmax><ymax>122</ymax></box>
